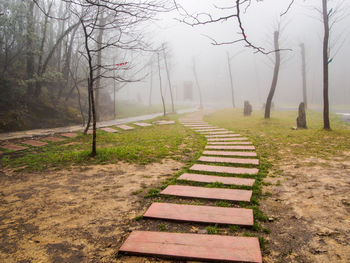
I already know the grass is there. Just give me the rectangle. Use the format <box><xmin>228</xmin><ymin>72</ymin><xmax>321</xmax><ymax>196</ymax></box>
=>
<box><xmin>0</xmin><ymin>116</ymin><xmax>205</xmax><ymax>172</ymax></box>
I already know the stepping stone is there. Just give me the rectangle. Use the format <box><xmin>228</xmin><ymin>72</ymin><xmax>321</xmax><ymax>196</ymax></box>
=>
<box><xmin>100</xmin><ymin>127</ymin><xmax>118</xmax><ymax>133</ymax></box>
<box><xmin>116</xmin><ymin>124</ymin><xmax>134</xmax><ymax>130</ymax></box>
<box><xmin>208</xmin><ymin>141</ymin><xmax>252</xmax><ymax>145</ymax></box>
<box><xmin>205</xmin><ymin>145</ymin><xmax>255</xmax><ymax>150</ymax></box>
<box><xmin>1</xmin><ymin>143</ymin><xmax>28</xmax><ymax>151</ymax></box>
<box><xmin>144</xmin><ymin>202</ymin><xmax>254</xmax><ymax>225</ymax></box>
<box><xmin>198</xmin><ymin>156</ymin><xmax>259</xmax><ymax>165</ymax></box>
<box><xmin>61</xmin><ymin>132</ymin><xmax>78</xmax><ymax>138</ymax></box>
<box><xmin>21</xmin><ymin>140</ymin><xmax>47</xmax><ymax>147</ymax></box>
<box><xmin>133</xmin><ymin>122</ymin><xmax>152</xmax><ymax>127</ymax></box>
<box><xmin>185</xmin><ymin>125</ymin><xmax>213</xmax><ymax>128</ymax></box>
<box><xmin>197</xmin><ymin>129</ymin><xmax>227</xmax><ymax>132</ymax></box>
<box><xmin>207</xmin><ymin>137</ymin><xmax>248</xmax><ymax>141</ymax></box>
<box><xmin>206</xmin><ymin>131</ymin><xmax>234</xmax><ymax>135</ymax></box>
<box><xmin>120</xmin><ymin>231</ymin><xmax>262</xmax><ymax>263</ymax></box>
<box><xmin>44</xmin><ymin>137</ymin><xmax>64</xmax><ymax>142</ymax></box>
<box><xmin>161</xmin><ymin>185</ymin><xmax>252</xmax><ymax>201</ymax></box>
<box><xmin>203</xmin><ymin>150</ymin><xmax>258</xmax><ymax>157</ymax></box>
<box><xmin>205</xmin><ymin>134</ymin><xmax>241</xmax><ymax>138</ymax></box>
<box><xmin>154</xmin><ymin>120</ymin><xmax>175</xmax><ymax>125</ymax></box>
<box><xmin>179</xmin><ymin>173</ymin><xmax>255</xmax><ymax>186</ymax></box>
<box><xmin>190</xmin><ymin>164</ymin><xmax>258</xmax><ymax>175</ymax></box>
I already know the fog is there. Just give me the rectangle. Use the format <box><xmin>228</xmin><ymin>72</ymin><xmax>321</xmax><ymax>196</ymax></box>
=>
<box><xmin>119</xmin><ymin>0</ymin><xmax>350</xmax><ymax>110</ymax></box>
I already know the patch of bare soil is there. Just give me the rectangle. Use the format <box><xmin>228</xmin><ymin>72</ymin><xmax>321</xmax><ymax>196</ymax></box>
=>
<box><xmin>0</xmin><ymin>159</ymin><xmax>183</xmax><ymax>263</ymax></box>
<box><xmin>262</xmin><ymin>153</ymin><xmax>350</xmax><ymax>263</ymax></box>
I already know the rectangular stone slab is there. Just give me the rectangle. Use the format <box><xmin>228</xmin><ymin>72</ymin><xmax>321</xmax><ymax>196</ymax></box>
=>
<box><xmin>205</xmin><ymin>134</ymin><xmax>241</xmax><ymax>138</ymax></box>
<box><xmin>205</xmin><ymin>145</ymin><xmax>255</xmax><ymax>150</ymax></box>
<box><xmin>21</xmin><ymin>140</ymin><xmax>48</xmax><ymax>147</ymax></box>
<box><xmin>198</xmin><ymin>129</ymin><xmax>228</xmax><ymax>133</ymax></box>
<box><xmin>207</xmin><ymin>137</ymin><xmax>248</xmax><ymax>141</ymax></box>
<box><xmin>208</xmin><ymin>142</ymin><xmax>252</xmax><ymax>145</ymax></box>
<box><xmin>133</xmin><ymin>122</ymin><xmax>152</xmax><ymax>127</ymax></box>
<box><xmin>206</xmin><ymin>131</ymin><xmax>234</xmax><ymax>135</ymax></box>
<box><xmin>161</xmin><ymin>185</ymin><xmax>252</xmax><ymax>201</ymax></box>
<box><xmin>185</xmin><ymin>125</ymin><xmax>213</xmax><ymax>128</ymax></box>
<box><xmin>100</xmin><ymin>127</ymin><xmax>118</xmax><ymax>133</ymax></box>
<box><xmin>119</xmin><ymin>231</ymin><xmax>262</xmax><ymax>263</ymax></box>
<box><xmin>44</xmin><ymin>137</ymin><xmax>65</xmax><ymax>142</ymax></box>
<box><xmin>178</xmin><ymin>173</ymin><xmax>255</xmax><ymax>186</ymax></box>
<box><xmin>60</xmin><ymin>132</ymin><xmax>78</xmax><ymax>138</ymax></box>
<box><xmin>154</xmin><ymin>120</ymin><xmax>175</xmax><ymax>125</ymax></box>
<box><xmin>116</xmin><ymin>124</ymin><xmax>134</xmax><ymax>130</ymax></box>
<box><xmin>203</xmin><ymin>150</ymin><xmax>257</xmax><ymax>157</ymax></box>
<box><xmin>198</xmin><ymin>156</ymin><xmax>259</xmax><ymax>165</ymax></box>
<box><xmin>1</xmin><ymin>144</ymin><xmax>28</xmax><ymax>151</ymax></box>
<box><xmin>144</xmin><ymin>203</ymin><xmax>254</xmax><ymax>225</ymax></box>
<box><xmin>190</xmin><ymin>164</ymin><xmax>258</xmax><ymax>175</ymax></box>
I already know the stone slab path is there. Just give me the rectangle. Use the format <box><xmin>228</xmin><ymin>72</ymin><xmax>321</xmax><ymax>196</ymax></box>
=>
<box><xmin>196</xmin><ymin>128</ymin><xmax>226</xmax><ymax>132</ymax></box>
<box><xmin>203</xmin><ymin>150</ymin><xmax>258</xmax><ymax>157</ymax></box>
<box><xmin>133</xmin><ymin>122</ymin><xmax>152</xmax><ymax>127</ymax></box>
<box><xmin>43</xmin><ymin>137</ymin><xmax>64</xmax><ymax>142</ymax></box>
<box><xmin>208</xmin><ymin>141</ymin><xmax>252</xmax><ymax>145</ymax></box>
<box><xmin>21</xmin><ymin>140</ymin><xmax>48</xmax><ymax>147</ymax></box>
<box><xmin>60</xmin><ymin>132</ymin><xmax>78</xmax><ymax>138</ymax></box>
<box><xmin>178</xmin><ymin>173</ymin><xmax>255</xmax><ymax>186</ymax></box>
<box><xmin>1</xmin><ymin>143</ymin><xmax>28</xmax><ymax>151</ymax></box>
<box><xmin>205</xmin><ymin>145</ymin><xmax>255</xmax><ymax>150</ymax></box>
<box><xmin>161</xmin><ymin>185</ymin><xmax>252</xmax><ymax>202</ymax></box>
<box><xmin>198</xmin><ymin>156</ymin><xmax>259</xmax><ymax>165</ymax></box>
<box><xmin>143</xmin><ymin>203</ymin><xmax>254</xmax><ymax>225</ymax></box>
<box><xmin>153</xmin><ymin>120</ymin><xmax>175</xmax><ymax>125</ymax></box>
<box><xmin>100</xmin><ymin>127</ymin><xmax>118</xmax><ymax>133</ymax></box>
<box><xmin>205</xmin><ymin>134</ymin><xmax>241</xmax><ymax>138</ymax></box>
<box><xmin>207</xmin><ymin>137</ymin><xmax>248</xmax><ymax>141</ymax></box>
<box><xmin>190</xmin><ymin>164</ymin><xmax>258</xmax><ymax>175</ymax></box>
<box><xmin>116</xmin><ymin>124</ymin><xmax>134</xmax><ymax>130</ymax></box>
<box><xmin>119</xmin><ymin>231</ymin><xmax>262</xmax><ymax>263</ymax></box>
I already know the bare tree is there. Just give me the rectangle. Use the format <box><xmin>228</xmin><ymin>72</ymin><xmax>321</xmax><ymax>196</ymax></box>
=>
<box><xmin>264</xmin><ymin>31</ymin><xmax>281</xmax><ymax>119</ymax></box>
<box><xmin>322</xmin><ymin>0</ymin><xmax>330</xmax><ymax>129</ymax></box>
<box><xmin>300</xmin><ymin>43</ymin><xmax>308</xmax><ymax>109</ymax></box>
<box><xmin>226</xmin><ymin>52</ymin><xmax>235</xmax><ymax>108</ymax></box>
<box><xmin>157</xmin><ymin>52</ymin><xmax>166</xmax><ymax>116</ymax></box>
<box><xmin>192</xmin><ymin>57</ymin><xmax>203</xmax><ymax>109</ymax></box>
<box><xmin>162</xmin><ymin>43</ymin><xmax>175</xmax><ymax>113</ymax></box>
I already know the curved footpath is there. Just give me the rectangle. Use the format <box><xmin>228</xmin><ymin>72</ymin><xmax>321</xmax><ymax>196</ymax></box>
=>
<box><xmin>119</xmin><ymin>112</ymin><xmax>263</xmax><ymax>263</ymax></box>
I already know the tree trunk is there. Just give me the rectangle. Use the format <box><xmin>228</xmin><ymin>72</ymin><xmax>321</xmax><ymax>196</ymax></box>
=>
<box><xmin>26</xmin><ymin>0</ymin><xmax>35</xmax><ymax>96</ymax></box>
<box><xmin>157</xmin><ymin>53</ymin><xmax>166</xmax><ymax>116</ymax></box>
<box><xmin>149</xmin><ymin>62</ymin><xmax>153</xmax><ymax>106</ymax></box>
<box><xmin>322</xmin><ymin>0</ymin><xmax>330</xmax><ymax>130</ymax></box>
<box><xmin>300</xmin><ymin>43</ymin><xmax>307</xmax><ymax>109</ymax></box>
<box><xmin>264</xmin><ymin>31</ymin><xmax>280</xmax><ymax>119</ymax></box>
<box><xmin>162</xmin><ymin>44</ymin><xmax>175</xmax><ymax>113</ymax></box>
<box><xmin>226</xmin><ymin>52</ymin><xmax>235</xmax><ymax>108</ymax></box>
<box><xmin>192</xmin><ymin>58</ymin><xmax>203</xmax><ymax>109</ymax></box>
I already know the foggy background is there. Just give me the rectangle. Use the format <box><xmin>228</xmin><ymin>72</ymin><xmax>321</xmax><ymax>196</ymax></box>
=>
<box><xmin>119</xmin><ymin>0</ymin><xmax>350</xmax><ymax>110</ymax></box>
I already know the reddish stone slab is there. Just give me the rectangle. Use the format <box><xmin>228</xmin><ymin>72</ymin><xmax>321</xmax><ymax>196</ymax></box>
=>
<box><xmin>161</xmin><ymin>185</ymin><xmax>252</xmax><ymax>202</ymax></box>
<box><xmin>190</xmin><ymin>164</ymin><xmax>258</xmax><ymax>175</ymax></box>
<box><xmin>206</xmin><ymin>131</ymin><xmax>234</xmax><ymax>135</ymax></box>
<box><xmin>185</xmin><ymin>125</ymin><xmax>213</xmax><ymax>128</ymax></box>
<box><xmin>21</xmin><ymin>140</ymin><xmax>48</xmax><ymax>147</ymax></box>
<box><xmin>44</xmin><ymin>137</ymin><xmax>65</xmax><ymax>142</ymax></box>
<box><xmin>179</xmin><ymin>173</ymin><xmax>255</xmax><ymax>186</ymax></box>
<box><xmin>1</xmin><ymin>143</ymin><xmax>28</xmax><ymax>151</ymax></box>
<box><xmin>199</xmin><ymin>156</ymin><xmax>259</xmax><ymax>165</ymax></box>
<box><xmin>133</xmin><ymin>122</ymin><xmax>152</xmax><ymax>127</ymax></box>
<box><xmin>197</xmin><ymin>129</ymin><xmax>227</xmax><ymax>132</ymax></box>
<box><xmin>144</xmin><ymin>202</ymin><xmax>253</xmax><ymax>225</ymax></box>
<box><xmin>205</xmin><ymin>134</ymin><xmax>241</xmax><ymax>138</ymax></box>
<box><xmin>205</xmin><ymin>145</ymin><xmax>255</xmax><ymax>150</ymax></box>
<box><xmin>61</xmin><ymin>132</ymin><xmax>78</xmax><ymax>138</ymax></box>
<box><xmin>100</xmin><ymin>127</ymin><xmax>118</xmax><ymax>133</ymax></box>
<box><xmin>119</xmin><ymin>231</ymin><xmax>262</xmax><ymax>263</ymax></box>
<box><xmin>207</xmin><ymin>137</ymin><xmax>248</xmax><ymax>141</ymax></box>
<box><xmin>208</xmin><ymin>141</ymin><xmax>252</xmax><ymax>145</ymax></box>
<box><xmin>154</xmin><ymin>120</ymin><xmax>175</xmax><ymax>125</ymax></box>
<box><xmin>203</xmin><ymin>150</ymin><xmax>257</xmax><ymax>157</ymax></box>
<box><xmin>116</xmin><ymin>124</ymin><xmax>135</xmax><ymax>130</ymax></box>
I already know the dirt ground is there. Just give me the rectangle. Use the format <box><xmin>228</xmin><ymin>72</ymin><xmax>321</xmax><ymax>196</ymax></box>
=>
<box><xmin>0</xmin><ymin>159</ymin><xmax>184</xmax><ymax>263</ymax></box>
<box><xmin>262</xmin><ymin>152</ymin><xmax>350</xmax><ymax>263</ymax></box>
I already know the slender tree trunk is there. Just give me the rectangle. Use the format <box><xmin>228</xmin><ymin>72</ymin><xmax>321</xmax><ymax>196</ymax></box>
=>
<box><xmin>322</xmin><ymin>0</ymin><xmax>330</xmax><ymax>130</ymax></box>
<box><xmin>264</xmin><ymin>31</ymin><xmax>280</xmax><ymax>119</ymax></box>
<box><xmin>300</xmin><ymin>43</ymin><xmax>308</xmax><ymax>109</ymax></box>
<box><xmin>192</xmin><ymin>58</ymin><xmax>203</xmax><ymax>109</ymax></box>
<box><xmin>81</xmin><ymin>20</ymin><xmax>96</xmax><ymax>156</ymax></box>
<box><xmin>226</xmin><ymin>52</ymin><xmax>235</xmax><ymax>108</ymax></box>
<box><xmin>157</xmin><ymin>53</ymin><xmax>166</xmax><ymax>116</ymax></box>
<box><xmin>26</xmin><ymin>0</ymin><xmax>35</xmax><ymax>96</ymax></box>
<box><xmin>162</xmin><ymin>45</ymin><xmax>175</xmax><ymax>113</ymax></box>
<box><xmin>113</xmin><ymin>58</ymin><xmax>117</xmax><ymax>119</ymax></box>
